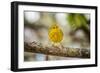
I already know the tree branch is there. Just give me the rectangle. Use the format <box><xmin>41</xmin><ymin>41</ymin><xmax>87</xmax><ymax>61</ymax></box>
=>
<box><xmin>24</xmin><ymin>42</ymin><xmax>90</xmax><ymax>58</ymax></box>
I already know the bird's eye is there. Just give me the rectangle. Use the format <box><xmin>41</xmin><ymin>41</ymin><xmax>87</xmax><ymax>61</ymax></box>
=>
<box><xmin>53</xmin><ymin>27</ymin><xmax>55</xmax><ymax>29</ymax></box>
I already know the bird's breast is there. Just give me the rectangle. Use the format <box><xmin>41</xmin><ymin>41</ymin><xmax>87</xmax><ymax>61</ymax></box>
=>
<box><xmin>49</xmin><ymin>29</ymin><xmax>63</xmax><ymax>43</ymax></box>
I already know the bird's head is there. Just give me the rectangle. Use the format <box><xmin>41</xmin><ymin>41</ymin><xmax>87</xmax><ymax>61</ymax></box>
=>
<box><xmin>50</xmin><ymin>24</ymin><xmax>59</xmax><ymax>30</ymax></box>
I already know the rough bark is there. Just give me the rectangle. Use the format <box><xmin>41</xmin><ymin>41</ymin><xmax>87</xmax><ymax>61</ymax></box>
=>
<box><xmin>24</xmin><ymin>42</ymin><xmax>90</xmax><ymax>58</ymax></box>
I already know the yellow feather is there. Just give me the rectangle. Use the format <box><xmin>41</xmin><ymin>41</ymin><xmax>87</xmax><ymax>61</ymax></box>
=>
<box><xmin>48</xmin><ymin>24</ymin><xmax>63</xmax><ymax>44</ymax></box>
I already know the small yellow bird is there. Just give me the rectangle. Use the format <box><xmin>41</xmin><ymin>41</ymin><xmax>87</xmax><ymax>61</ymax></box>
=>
<box><xmin>48</xmin><ymin>24</ymin><xmax>63</xmax><ymax>46</ymax></box>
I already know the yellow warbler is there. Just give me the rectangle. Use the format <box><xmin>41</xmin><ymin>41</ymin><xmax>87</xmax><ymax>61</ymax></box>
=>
<box><xmin>48</xmin><ymin>24</ymin><xmax>63</xmax><ymax>45</ymax></box>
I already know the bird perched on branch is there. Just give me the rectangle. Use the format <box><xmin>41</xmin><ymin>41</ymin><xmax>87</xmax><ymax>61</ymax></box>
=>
<box><xmin>48</xmin><ymin>24</ymin><xmax>63</xmax><ymax>46</ymax></box>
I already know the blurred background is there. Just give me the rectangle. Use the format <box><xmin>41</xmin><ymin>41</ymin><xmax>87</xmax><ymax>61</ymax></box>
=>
<box><xmin>24</xmin><ymin>11</ymin><xmax>90</xmax><ymax>61</ymax></box>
